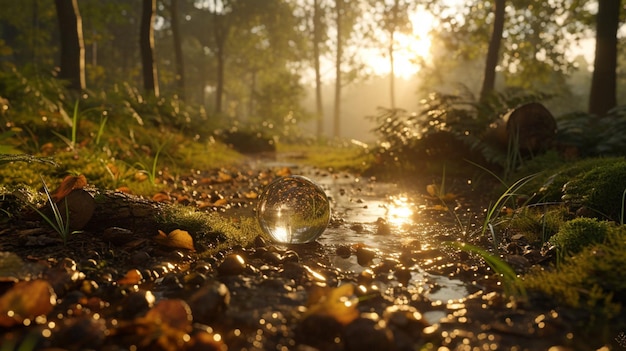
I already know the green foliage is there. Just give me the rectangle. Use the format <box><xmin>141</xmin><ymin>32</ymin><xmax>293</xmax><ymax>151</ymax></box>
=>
<box><xmin>29</xmin><ymin>178</ymin><xmax>79</xmax><ymax>245</ymax></box>
<box><xmin>517</xmin><ymin>156</ymin><xmax>625</xmax><ymax>206</ymax></box>
<box><xmin>549</xmin><ymin>217</ymin><xmax>611</xmax><ymax>255</ymax></box>
<box><xmin>504</xmin><ymin>205</ymin><xmax>568</xmax><ymax>244</ymax></box>
<box><xmin>368</xmin><ymin>89</ymin><xmax>552</xmax><ymax>178</ymax></box>
<box><xmin>556</xmin><ymin>106</ymin><xmax>626</xmax><ymax>157</ymax></box>
<box><xmin>562</xmin><ymin>160</ymin><xmax>626</xmax><ymax>221</ymax></box>
<box><xmin>524</xmin><ymin>226</ymin><xmax>626</xmax><ymax>319</ymax></box>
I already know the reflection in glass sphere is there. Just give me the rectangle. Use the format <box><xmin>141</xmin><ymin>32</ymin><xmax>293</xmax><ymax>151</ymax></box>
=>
<box><xmin>257</xmin><ymin>175</ymin><xmax>331</xmax><ymax>244</ymax></box>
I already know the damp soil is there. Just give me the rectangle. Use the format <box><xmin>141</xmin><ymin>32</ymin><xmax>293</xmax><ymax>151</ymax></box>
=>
<box><xmin>0</xmin><ymin>155</ymin><xmax>623</xmax><ymax>350</ymax></box>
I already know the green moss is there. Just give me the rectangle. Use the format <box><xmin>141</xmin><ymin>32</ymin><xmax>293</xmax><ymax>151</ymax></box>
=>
<box><xmin>504</xmin><ymin>205</ymin><xmax>568</xmax><ymax>243</ymax></box>
<box><xmin>562</xmin><ymin>160</ymin><xmax>626</xmax><ymax>221</ymax></box>
<box><xmin>277</xmin><ymin>142</ymin><xmax>374</xmax><ymax>174</ymax></box>
<box><xmin>549</xmin><ymin>217</ymin><xmax>611</xmax><ymax>255</ymax></box>
<box><xmin>519</xmin><ymin>156</ymin><xmax>625</xmax><ymax>204</ymax></box>
<box><xmin>156</xmin><ymin>204</ymin><xmax>263</xmax><ymax>254</ymax></box>
<box><xmin>523</xmin><ymin>225</ymin><xmax>626</xmax><ymax>319</ymax></box>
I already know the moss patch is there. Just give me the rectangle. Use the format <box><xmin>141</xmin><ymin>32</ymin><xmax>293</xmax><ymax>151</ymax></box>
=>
<box><xmin>548</xmin><ymin>217</ymin><xmax>611</xmax><ymax>255</ymax></box>
<box><xmin>523</xmin><ymin>225</ymin><xmax>626</xmax><ymax>319</ymax></box>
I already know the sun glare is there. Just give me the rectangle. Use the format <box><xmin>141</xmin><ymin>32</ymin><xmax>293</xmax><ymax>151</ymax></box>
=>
<box><xmin>367</xmin><ymin>10</ymin><xmax>434</xmax><ymax>79</ymax></box>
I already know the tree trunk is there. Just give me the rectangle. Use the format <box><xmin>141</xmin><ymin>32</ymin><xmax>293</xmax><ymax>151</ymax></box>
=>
<box><xmin>170</xmin><ymin>0</ymin><xmax>186</xmax><ymax>101</ymax></box>
<box><xmin>211</xmin><ymin>0</ymin><xmax>228</xmax><ymax>115</ymax></box>
<box><xmin>314</xmin><ymin>0</ymin><xmax>324</xmax><ymax>137</ymax></box>
<box><xmin>54</xmin><ymin>0</ymin><xmax>85</xmax><ymax>91</ymax></box>
<box><xmin>140</xmin><ymin>0</ymin><xmax>160</xmax><ymax>98</ymax></box>
<box><xmin>479</xmin><ymin>0</ymin><xmax>505</xmax><ymax>102</ymax></box>
<box><xmin>389</xmin><ymin>31</ymin><xmax>396</xmax><ymax>109</ymax></box>
<box><xmin>333</xmin><ymin>0</ymin><xmax>343</xmax><ymax>138</ymax></box>
<box><xmin>588</xmin><ymin>0</ymin><xmax>620</xmax><ymax>117</ymax></box>
<box><xmin>388</xmin><ymin>0</ymin><xmax>399</xmax><ymax>109</ymax></box>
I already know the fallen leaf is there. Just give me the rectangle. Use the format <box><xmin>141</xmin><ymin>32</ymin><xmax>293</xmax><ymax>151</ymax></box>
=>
<box><xmin>0</xmin><ymin>280</ymin><xmax>57</xmax><ymax>327</ymax></box>
<box><xmin>134</xmin><ymin>172</ymin><xmax>148</xmax><ymax>182</ymax></box>
<box><xmin>212</xmin><ymin>198</ymin><xmax>228</xmax><ymax>207</ymax></box>
<box><xmin>276</xmin><ymin>167</ymin><xmax>291</xmax><ymax>177</ymax></box>
<box><xmin>154</xmin><ymin>229</ymin><xmax>195</xmax><ymax>251</ymax></box>
<box><xmin>304</xmin><ymin>284</ymin><xmax>359</xmax><ymax>325</ymax></box>
<box><xmin>243</xmin><ymin>191</ymin><xmax>258</xmax><ymax>199</ymax></box>
<box><xmin>152</xmin><ymin>192</ymin><xmax>171</xmax><ymax>202</ymax></box>
<box><xmin>51</xmin><ymin>174</ymin><xmax>87</xmax><ymax>202</ymax></box>
<box><xmin>216</xmin><ymin>171</ymin><xmax>232</xmax><ymax>183</ymax></box>
<box><xmin>118</xmin><ymin>269</ymin><xmax>144</xmax><ymax>285</ymax></box>
<box><xmin>113</xmin><ymin>299</ymin><xmax>192</xmax><ymax>351</ymax></box>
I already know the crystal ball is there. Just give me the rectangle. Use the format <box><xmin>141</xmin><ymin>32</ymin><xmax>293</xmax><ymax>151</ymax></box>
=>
<box><xmin>257</xmin><ymin>175</ymin><xmax>331</xmax><ymax>244</ymax></box>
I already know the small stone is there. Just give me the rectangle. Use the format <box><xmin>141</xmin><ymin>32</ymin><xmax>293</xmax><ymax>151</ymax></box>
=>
<box><xmin>336</xmin><ymin>245</ymin><xmax>352</xmax><ymax>258</ymax></box>
<box><xmin>356</xmin><ymin>247</ymin><xmax>376</xmax><ymax>266</ymax></box>
<box><xmin>218</xmin><ymin>254</ymin><xmax>247</xmax><ymax>276</ymax></box>
<box><xmin>188</xmin><ymin>281</ymin><xmax>230</xmax><ymax>324</ymax></box>
<box><xmin>344</xmin><ymin>316</ymin><xmax>394</xmax><ymax>351</ymax></box>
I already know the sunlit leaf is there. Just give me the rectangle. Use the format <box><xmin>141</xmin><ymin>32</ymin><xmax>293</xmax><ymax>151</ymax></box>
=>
<box><xmin>152</xmin><ymin>192</ymin><xmax>172</xmax><ymax>202</ymax></box>
<box><xmin>118</xmin><ymin>269</ymin><xmax>144</xmax><ymax>285</ymax></box>
<box><xmin>304</xmin><ymin>284</ymin><xmax>359</xmax><ymax>325</ymax></box>
<box><xmin>115</xmin><ymin>299</ymin><xmax>193</xmax><ymax>351</ymax></box>
<box><xmin>0</xmin><ymin>280</ymin><xmax>56</xmax><ymax>327</ymax></box>
<box><xmin>276</xmin><ymin>167</ymin><xmax>291</xmax><ymax>177</ymax></box>
<box><xmin>51</xmin><ymin>174</ymin><xmax>87</xmax><ymax>202</ymax></box>
<box><xmin>154</xmin><ymin>229</ymin><xmax>195</xmax><ymax>251</ymax></box>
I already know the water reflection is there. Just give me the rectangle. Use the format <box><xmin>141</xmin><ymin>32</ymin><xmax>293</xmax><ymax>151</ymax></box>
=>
<box><xmin>385</xmin><ymin>195</ymin><xmax>414</xmax><ymax>226</ymax></box>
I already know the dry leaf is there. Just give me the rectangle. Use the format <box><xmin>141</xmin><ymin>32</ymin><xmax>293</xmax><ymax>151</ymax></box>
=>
<box><xmin>212</xmin><ymin>198</ymin><xmax>228</xmax><ymax>207</ymax></box>
<box><xmin>154</xmin><ymin>229</ymin><xmax>195</xmax><ymax>251</ymax></box>
<box><xmin>304</xmin><ymin>284</ymin><xmax>359</xmax><ymax>325</ymax></box>
<box><xmin>51</xmin><ymin>174</ymin><xmax>87</xmax><ymax>202</ymax></box>
<box><xmin>118</xmin><ymin>269</ymin><xmax>144</xmax><ymax>285</ymax></box>
<box><xmin>134</xmin><ymin>172</ymin><xmax>148</xmax><ymax>182</ymax></box>
<box><xmin>0</xmin><ymin>280</ymin><xmax>57</xmax><ymax>327</ymax></box>
<box><xmin>114</xmin><ymin>299</ymin><xmax>193</xmax><ymax>351</ymax></box>
<box><xmin>152</xmin><ymin>192</ymin><xmax>171</xmax><ymax>202</ymax></box>
<box><xmin>243</xmin><ymin>191</ymin><xmax>258</xmax><ymax>199</ymax></box>
<box><xmin>276</xmin><ymin>167</ymin><xmax>291</xmax><ymax>177</ymax></box>
<box><xmin>216</xmin><ymin>171</ymin><xmax>232</xmax><ymax>183</ymax></box>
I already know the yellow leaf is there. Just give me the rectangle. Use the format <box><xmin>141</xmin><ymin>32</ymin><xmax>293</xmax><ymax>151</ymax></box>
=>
<box><xmin>304</xmin><ymin>284</ymin><xmax>359</xmax><ymax>325</ymax></box>
<box><xmin>426</xmin><ymin>184</ymin><xmax>439</xmax><ymax>197</ymax></box>
<box><xmin>154</xmin><ymin>229</ymin><xmax>195</xmax><ymax>251</ymax></box>
<box><xmin>0</xmin><ymin>280</ymin><xmax>56</xmax><ymax>327</ymax></box>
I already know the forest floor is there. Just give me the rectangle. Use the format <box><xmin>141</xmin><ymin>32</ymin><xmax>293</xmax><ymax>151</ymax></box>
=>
<box><xmin>0</xmin><ymin>152</ymin><xmax>624</xmax><ymax>351</ymax></box>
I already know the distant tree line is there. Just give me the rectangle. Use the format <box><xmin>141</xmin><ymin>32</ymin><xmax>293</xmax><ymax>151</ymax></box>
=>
<box><xmin>0</xmin><ymin>0</ymin><xmax>623</xmax><ymax>137</ymax></box>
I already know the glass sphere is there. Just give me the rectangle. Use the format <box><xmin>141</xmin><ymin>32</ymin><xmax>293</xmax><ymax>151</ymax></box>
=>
<box><xmin>257</xmin><ymin>175</ymin><xmax>331</xmax><ymax>244</ymax></box>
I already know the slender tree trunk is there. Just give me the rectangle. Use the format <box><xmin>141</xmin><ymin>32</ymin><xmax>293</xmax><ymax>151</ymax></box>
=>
<box><xmin>588</xmin><ymin>0</ymin><xmax>620</xmax><ymax>117</ymax></box>
<box><xmin>388</xmin><ymin>0</ymin><xmax>399</xmax><ymax>109</ymax></box>
<box><xmin>314</xmin><ymin>0</ymin><xmax>324</xmax><ymax>137</ymax></box>
<box><xmin>389</xmin><ymin>31</ymin><xmax>396</xmax><ymax>109</ymax></box>
<box><xmin>333</xmin><ymin>0</ymin><xmax>343</xmax><ymax>138</ymax></box>
<box><xmin>140</xmin><ymin>0</ymin><xmax>159</xmax><ymax>98</ymax></box>
<box><xmin>479</xmin><ymin>0</ymin><xmax>505</xmax><ymax>102</ymax></box>
<box><xmin>170</xmin><ymin>0</ymin><xmax>185</xmax><ymax>100</ymax></box>
<box><xmin>211</xmin><ymin>0</ymin><xmax>228</xmax><ymax>115</ymax></box>
<box><xmin>54</xmin><ymin>0</ymin><xmax>85</xmax><ymax>90</ymax></box>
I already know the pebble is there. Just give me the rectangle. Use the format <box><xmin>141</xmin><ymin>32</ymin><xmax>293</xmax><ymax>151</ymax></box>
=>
<box><xmin>218</xmin><ymin>254</ymin><xmax>247</xmax><ymax>276</ymax></box>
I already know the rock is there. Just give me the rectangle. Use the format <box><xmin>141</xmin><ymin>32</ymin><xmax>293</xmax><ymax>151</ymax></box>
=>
<box><xmin>217</xmin><ymin>254</ymin><xmax>247</xmax><ymax>276</ymax></box>
<box><xmin>188</xmin><ymin>281</ymin><xmax>230</xmax><ymax>324</ymax></box>
<box><xmin>344</xmin><ymin>316</ymin><xmax>395</xmax><ymax>351</ymax></box>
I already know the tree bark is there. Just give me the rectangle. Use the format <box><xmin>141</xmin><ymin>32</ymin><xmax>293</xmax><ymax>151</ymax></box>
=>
<box><xmin>211</xmin><ymin>0</ymin><xmax>229</xmax><ymax>115</ymax></box>
<box><xmin>333</xmin><ymin>0</ymin><xmax>343</xmax><ymax>138</ymax></box>
<box><xmin>479</xmin><ymin>0</ymin><xmax>505</xmax><ymax>102</ymax></box>
<box><xmin>170</xmin><ymin>0</ymin><xmax>186</xmax><ymax>101</ymax></box>
<box><xmin>314</xmin><ymin>0</ymin><xmax>324</xmax><ymax>137</ymax></box>
<box><xmin>54</xmin><ymin>0</ymin><xmax>85</xmax><ymax>91</ymax></box>
<box><xmin>588</xmin><ymin>0</ymin><xmax>620</xmax><ymax>117</ymax></box>
<box><xmin>140</xmin><ymin>0</ymin><xmax>160</xmax><ymax>98</ymax></box>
